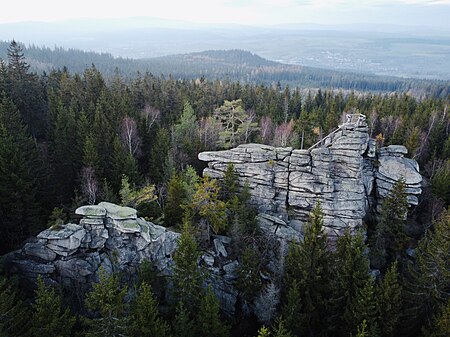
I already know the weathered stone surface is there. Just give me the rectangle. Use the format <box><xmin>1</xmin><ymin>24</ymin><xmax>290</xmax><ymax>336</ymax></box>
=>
<box><xmin>98</xmin><ymin>201</ymin><xmax>137</xmax><ymax>220</ymax></box>
<box><xmin>38</xmin><ymin>224</ymin><xmax>86</xmax><ymax>254</ymax></box>
<box><xmin>75</xmin><ymin>205</ymin><xmax>106</xmax><ymax>218</ymax></box>
<box><xmin>111</xmin><ymin>218</ymin><xmax>141</xmax><ymax>234</ymax></box>
<box><xmin>23</xmin><ymin>242</ymin><xmax>57</xmax><ymax>261</ymax></box>
<box><xmin>213</xmin><ymin>238</ymin><xmax>228</xmax><ymax>257</ymax></box>
<box><xmin>199</xmin><ymin>114</ymin><xmax>422</xmax><ymax>240</ymax></box>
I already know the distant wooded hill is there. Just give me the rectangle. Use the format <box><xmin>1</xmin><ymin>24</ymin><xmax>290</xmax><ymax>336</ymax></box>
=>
<box><xmin>0</xmin><ymin>41</ymin><xmax>449</xmax><ymax>97</ymax></box>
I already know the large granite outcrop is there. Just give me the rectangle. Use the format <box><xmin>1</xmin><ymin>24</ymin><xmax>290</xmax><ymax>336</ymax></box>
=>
<box><xmin>199</xmin><ymin>114</ymin><xmax>422</xmax><ymax>240</ymax></box>
<box><xmin>3</xmin><ymin>202</ymin><xmax>240</xmax><ymax>316</ymax></box>
<box><xmin>4</xmin><ymin>203</ymin><xmax>179</xmax><ymax>289</ymax></box>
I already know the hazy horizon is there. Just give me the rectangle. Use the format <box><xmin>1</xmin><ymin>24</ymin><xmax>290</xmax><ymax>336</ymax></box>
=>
<box><xmin>1</xmin><ymin>0</ymin><xmax>450</xmax><ymax>30</ymax></box>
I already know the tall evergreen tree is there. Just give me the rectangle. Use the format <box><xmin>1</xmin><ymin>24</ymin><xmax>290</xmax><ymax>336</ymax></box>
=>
<box><xmin>376</xmin><ymin>261</ymin><xmax>402</xmax><ymax>337</ymax></box>
<box><xmin>283</xmin><ymin>202</ymin><xmax>332</xmax><ymax>337</ymax></box>
<box><xmin>31</xmin><ymin>276</ymin><xmax>75</xmax><ymax>337</ymax></box>
<box><xmin>164</xmin><ymin>172</ymin><xmax>187</xmax><ymax>227</ymax></box>
<box><xmin>196</xmin><ymin>286</ymin><xmax>229</xmax><ymax>337</ymax></box>
<box><xmin>0</xmin><ymin>95</ymin><xmax>42</xmax><ymax>253</ymax></box>
<box><xmin>172</xmin><ymin>223</ymin><xmax>204</xmax><ymax>314</ymax></box>
<box><xmin>331</xmin><ymin>230</ymin><xmax>371</xmax><ymax>336</ymax></box>
<box><xmin>129</xmin><ymin>282</ymin><xmax>170</xmax><ymax>337</ymax></box>
<box><xmin>370</xmin><ymin>178</ymin><xmax>409</xmax><ymax>269</ymax></box>
<box><xmin>84</xmin><ymin>269</ymin><xmax>128</xmax><ymax>337</ymax></box>
<box><xmin>0</xmin><ymin>276</ymin><xmax>31</xmax><ymax>337</ymax></box>
<box><xmin>173</xmin><ymin>302</ymin><xmax>196</xmax><ymax>337</ymax></box>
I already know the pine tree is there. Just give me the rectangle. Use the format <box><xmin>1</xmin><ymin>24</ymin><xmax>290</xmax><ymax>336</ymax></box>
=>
<box><xmin>0</xmin><ymin>276</ymin><xmax>31</xmax><ymax>337</ymax></box>
<box><xmin>129</xmin><ymin>282</ymin><xmax>170</xmax><ymax>337</ymax></box>
<box><xmin>272</xmin><ymin>318</ymin><xmax>293</xmax><ymax>337</ymax></box>
<box><xmin>404</xmin><ymin>209</ymin><xmax>449</xmax><ymax>333</ymax></box>
<box><xmin>172</xmin><ymin>223</ymin><xmax>204</xmax><ymax>314</ymax></box>
<box><xmin>84</xmin><ymin>269</ymin><xmax>128</xmax><ymax>337</ymax></box>
<box><xmin>196</xmin><ymin>286</ymin><xmax>229</xmax><ymax>337</ymax></box>
<box><xmin>0</xmin><ymin>94</ymin><xmax>42</xmax><ymax>253</ymax></box>
<box><xmin>236</xmin><ymin>246</ymin><xmax>262</xmax><ymax>303</ymax></box>
<box><xmin>220</xmin><ymin>163</ymin><xmax>238</xmax><ymax>202</ymax></box>
<box><xmin>282</xmin><ymin>202</ymin><xmax>332</xmax><ymax>337</ymax></box>
<box><xmin>282</xmin><ymin>279</ymin><xmax>303</xmax><ymax>336</ymax></box>
<box><xmin>31</xmin><ymin>276</ymin><xmax>75</xmax><ymax>337</ymax></box>
<box><xmin>370</xmin><ymin>178</ymin><xmax>409</xmax><ymax>269</ymax></box>
<box><xmin>332</xmin><ymin>230</ymin><xmax>371</xmax><ymax>336</ymax></box>
<box><xmin>164</xmin><ymin>172</ymin><xmax>187</xmax><ymax>227</ymax></box>
<box><xmin>173</xmin><ymin>302</ymin><xmax>196</xmax><ymax>337</ymax></box>
<box><xmin>376</xmin><ymin>261</ymin><xmax>402</xmax><ymax>337</ymax></box>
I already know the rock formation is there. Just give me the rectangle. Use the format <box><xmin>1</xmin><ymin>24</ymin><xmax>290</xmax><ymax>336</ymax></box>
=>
<box><xmin>199</xmin><ymin>114</ymin><xmax>422</xmax><ymax>240</ymax></box>
<box><xmin>2</xmin><ymin>114</ymin><xmax>423</xmax><ymax>319</ymax></box>
<box><xmin>3</xmin><ymin>202</ymin><xmax>179</xmax><ymax>290</ymax></box>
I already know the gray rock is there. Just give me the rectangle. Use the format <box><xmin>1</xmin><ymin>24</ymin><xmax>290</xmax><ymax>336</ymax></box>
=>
<box><xmin>23</xmin><ymin>242</ymin><xmax>57</xmax><ymax>261</ymax></box>
<box><xmin>111</xmin><ymin>218</ymin><xmax>141</xmax><ymax>234</ymax></box>
<box><xmin>98</xmin><ymin>202</ymin><xmax>137</xmax><ymax>220</ymax></box>
<box><xmin>39</xmin><ymin>224</ymin><xmax>86</xmax><ymax>253</ymax></box>
<box><xmin>55</xmin><ymin>258</ymin><xmax>93</xmax><ymax>282</ymax></box>
<box><xmin>75</xmin><ymin>205</ymin><xmax>106</xmax><ymax>218</ymax></box>
<box><xmin>213</xmin><ymin>238</ymin><xmax>228</xmax><ymax>257</ymax></box>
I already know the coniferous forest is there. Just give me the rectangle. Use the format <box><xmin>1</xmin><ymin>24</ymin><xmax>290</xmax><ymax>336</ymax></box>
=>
<box><xmin>0</xmin><ymin>40</ymin><xmax>449</xmax><ymax>337</ymax></box>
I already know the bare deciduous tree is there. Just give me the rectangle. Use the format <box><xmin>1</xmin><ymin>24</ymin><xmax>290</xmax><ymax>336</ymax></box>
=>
<box><xmin>199</xmin><ymin>116</ymin><xmax>221</xmax><ymax>150</ymax></box>
<box><xmin>272</xmin><ymin>120</ymin><xmax>295</xmax><ymax>147</ymax></box>
<box><xmin>81</xmin><ymin>166</ymin><xmax>98</xmax><ymax>205</ymax></box>
<box><xmin>142</xmin><ymin>104</ymin><xmax>160</xmax><ymax>131</ymax></box>
<box><xmin>121</xmin><ymin>116</ymin><xmax>142</xmax><ymax>157</ymax></box>
<box><xmin>259</xmin><ymin>116</ymin><xmax>274</xmax><ymax>145</ymax></box>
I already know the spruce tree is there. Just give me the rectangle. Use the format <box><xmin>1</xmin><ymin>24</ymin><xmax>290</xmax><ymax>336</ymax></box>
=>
<box><xmin>0</xmin><ymin>276</ymin><xmax>31</xmax><ymax>337</ymax></box>
<box><xmin>370</xmin><ymin>178</ymin><xmax>408</xmax><ymax>269</ymax></box>
<box><xmin>129</xmin><ymin>282</ymin><xmax>170</xmax><ymax>337</ymax></box>
<box><xmin>332</xmin><ymin>230</ymin><xmax>371</xmax><ymax>336</ymax></box>
<box><xmin>84</xmin><ymin>269</ymin><xmax>128</xmax><ymax>337</ymax></box>
<box><xmin>404</xmin><ymin>208</ymin><xmax>449</xmax><ymax>333</ymax></box>
<box><xmin>196</xmin><ymin>286</ymin><xmax>229</xmax><ymax>337</ymax></box>
<box><xmin>272</xmin><ymin>318</ymin><xmax>293</xmax><ymax>337</ymax></box>
<box><xmin>282</xmin><ymin>202</ymin><xmax>332</xmax><ymax>337</ymax></box>
<box><xmin>164</xmin><ymin>172</ymin><xmax>187</xmax><ymax>227</ymax></box>
<box><xmin>31</xmin><ymin>276</ymin><xmax>75</xmax><ymax>337</ymax></box>
<box><xmin>376</xmin><ymin>261</ymin><xmax>402</xmax><ymax>337</ymax></box>
<box><xmin>282</xmin><ymin>279</ymin><xmax>303</xmax><ymax>336</ymax></box>
<box><xmin>172</xmin><ymin>222</ymin><xmax>204</xmax><ymax>314</ymax></box>
<box><xmin>173</xmin><ymin>302</ymin><xmax>196</xmax><ymax>337</ymax></box>
<box><xmin>0</xmin><ymin>95</ymin><xmax>42</xmax><ymax>253</ymax></box>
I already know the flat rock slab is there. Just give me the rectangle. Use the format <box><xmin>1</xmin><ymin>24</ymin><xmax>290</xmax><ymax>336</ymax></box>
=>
<box><xmin>112</xmin><ymin>218</ymin><xmax>141</xmax><ymax>234</ymax></box>
<box><xmin>38</xmin><ymin>223</ymin><xmax>83</xmax><ymax>240</ymax></box>
<box><xmin>98</xmin><ymin>202</ymin><xmax>137</xmax><ymax>220</ymax></box>
<box><xmin>75</xmin><ymin>205</ymin><xmax>106</xmax><ymax>218</ymax></box>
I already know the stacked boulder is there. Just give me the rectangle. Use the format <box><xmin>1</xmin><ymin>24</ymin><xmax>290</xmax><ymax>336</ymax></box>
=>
<box><xmin>3</xmin><ymin>202</ymin><xmax>179</xmax><ymax>289</ymax></box>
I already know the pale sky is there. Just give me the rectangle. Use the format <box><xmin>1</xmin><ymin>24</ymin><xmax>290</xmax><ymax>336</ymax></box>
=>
<box><xmin>1</xmin><ymin>0</ymin><xmax>450</xmax><ymax>28</ymax></box>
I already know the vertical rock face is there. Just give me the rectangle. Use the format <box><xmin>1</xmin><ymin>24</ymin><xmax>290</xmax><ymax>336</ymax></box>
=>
<box><xmin>199</xmin><ymin>114</ymin><xmax>422</xmax><ymax>241</ymax></box>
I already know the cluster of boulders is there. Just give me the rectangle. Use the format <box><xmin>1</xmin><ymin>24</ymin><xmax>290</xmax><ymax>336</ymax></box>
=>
<box><xmin>3</xmin><ymin>202</ymin><xmax>179</xmax><ymax>289</ymax></box>
<box><xmin>199</xmin><ymin>114</ymin><xmax>422</xmax><ymax>240</ymax></box>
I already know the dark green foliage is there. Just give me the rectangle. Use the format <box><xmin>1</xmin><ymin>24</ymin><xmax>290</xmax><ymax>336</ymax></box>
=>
<box><xmin>0</xmin><ymin>95</ymin><xmax>42</xmax><ymax>253</ymax></box>
<box><xmin>31</xmin><ymin>276</ymin><xmax>75</xmax><ymax>337</ymax></box>
<box><xmin>196</xmin><ymin>286</ymin><xmax>230</xmax><ymax>337</ymax></box>
<box><xmin>173</xmin><ymin>302</ymin><xmax>196</xmax><ymax>337</ymax></box>
<box><xmin>84</xmin><ymin>269</ymin><xmax>128</xmax><ymax>337</ymax></box>
<box><xmin>282</xmin><ymin>202</ymin><xmax>332</xmax><ymax>337</ymax></box>
<box><xmin>431</xmin><ymin>160</ymin><xmax>450</xmax><ymax>205</ymax></box>
<box><xmin>164</xmin><ymin>172</ymin><xmax>187</xmax><ymax>227</ymax></box>
<box><xmin>332</xmin><ymin>230</ymin><xmax>371</xmax><ymax>336</ymax></box>
<box><xmin>370</xmin><ymin>178</ymin><xmax>409</xmax><ymax>269</ymax></box>
<box><xmin>148</xmin><ymin>127</ymin><xmax>172</xmax><ymax>184</ymax></box>
<box><xmin>129</xmin><ymin>282</ymin><xmax>170</xmax><ymax>337</ymax></box>
<box><xmin>0</xmin><ymin>276</ymin><xmax>31</xmax><ymax>337</ymax></box>
<box><xmin>221</xmin><ymin>163</ymin><xmax>238</xmax><ymax>202</ymax></box>
<box><xmin>282</xmin><ymin>280</ymin><xmax>302</xmax><ymax>336</ymax></box>
<box><xmin>404</xmin><ymin>209</ymin><xmax>450</xmax><ymax>333</ymax></box>
<box><xmin>236</xmin><ymin>246</ymin><xmax>262</xmax><ymax>302</ymax></box>
<box><xmin>376</xmin><ymin>261</ymin><xmax>402</xmax><ymax>337</ymax></box>
<box><xmin>272</xmin><ymin>318</ymin><xmax>293</xmax><ymax>337</ymax></box>
<box><xmin>172</xmin><ymin>223</ymin><xmax>204</xmax><ymax>313</ymax></box>
<box><xmin>423</xmin><ymin>299</ymin><xmax>450</xmax><ymax>337</ymax></box>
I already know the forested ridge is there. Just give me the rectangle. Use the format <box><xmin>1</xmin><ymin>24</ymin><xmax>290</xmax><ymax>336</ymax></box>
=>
<box><xmin>0</xmin><ymin>40</ymin><xmax>449</xmax><ymax>337</ymax></box>
<box><xmin>1</xmin><ymin>40</ymin><xmax>450</xmax><ymax>97</ymax></box>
